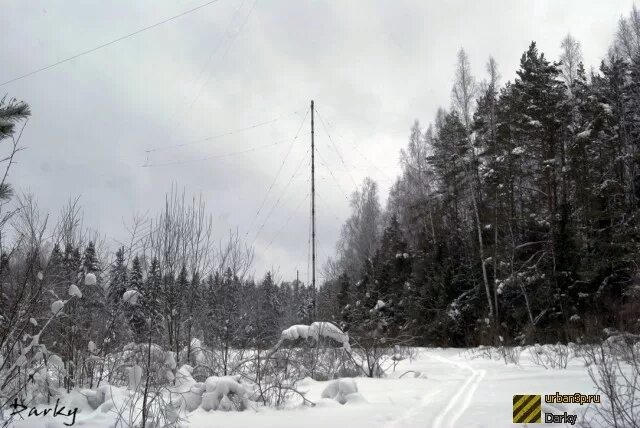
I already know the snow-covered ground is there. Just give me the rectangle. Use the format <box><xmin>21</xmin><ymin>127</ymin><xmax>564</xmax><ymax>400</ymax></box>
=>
<box><xmin>191</xmin><ymin>348</ymin><xmax>598</xmax><ymax>428</ymax></box>
<box><xmin>10</xmin><ymin>347</ymin><xmax>601</xmax><ymax>428</ymax></box>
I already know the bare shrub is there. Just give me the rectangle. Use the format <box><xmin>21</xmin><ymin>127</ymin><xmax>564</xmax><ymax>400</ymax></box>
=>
<box><xmin>247</xmin><ymin>348</ymin><xmax>313</xmax><ymax>408</ymax></box>
<box><xmin>583</xmin><ymin>333</ymin><xmax>640</xmax><ymax>428</ymax></box>
<box><xmin>528</xmin><ymin>343</ymin><xmax>570</xmax><ymax>369</ymax></box>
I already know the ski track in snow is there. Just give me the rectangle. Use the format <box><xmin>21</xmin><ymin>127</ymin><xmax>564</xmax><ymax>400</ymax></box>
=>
<box><xmin>384</xmin><ymin>390</ymin><xmax>438</xmax><ymax>428</ymax></box>
<box><xmin>430</xmin><ymin>354</ymin><xmax>486</xmax><ymax>428</ymax></box>
<box><xmin>384</xmin><ymin>353</ymin><xmax>486</xmax><ymax>428</ymax></box>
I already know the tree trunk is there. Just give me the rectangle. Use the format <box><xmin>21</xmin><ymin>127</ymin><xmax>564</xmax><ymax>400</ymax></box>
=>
<box><xmin>472</xmin><ymin>192</ymin><xmax>494</xmax><ymax>320</ymax></box>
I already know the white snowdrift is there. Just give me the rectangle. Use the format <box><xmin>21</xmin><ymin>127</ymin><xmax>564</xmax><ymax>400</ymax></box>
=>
<box><xmin>321</xmin><ymin>378</ymin><xmax>360</xmax><ymax>405</ymax></box>
<box><xmin>84</xmin><ymin>384</ymin><xmax>114</xmax><ymax>410</ymax></box>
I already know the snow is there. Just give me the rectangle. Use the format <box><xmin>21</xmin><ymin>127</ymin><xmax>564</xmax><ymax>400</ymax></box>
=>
<box><xmin>321</xmin><ymin>378</ymin><xmax>359</xmax><ymax>404</ymax></box>
<box><xmin>127</xmin><ymin>364</ymin><xmax>143</xmax><ymax>390</ymax></box>
<box><xmin>14</xmin><ymin>354</ymin><xmax>27</xmax><ymax>368</ymax></box>
<box><xmin>184</xmin><ymin>382</ymin><xmax>207</xmax><ymax>411</ymax></box>
<box><xmin>68</xmin><ymin>284</ymin><xmax>82</xmax><ymax>298</ymax></box>
<box><xmin>577</xmin><ymin>130</ymin><xmax>590</xmax><ymax>140</ymax></box>
<box><xmin>512</xmin><ymin>146</ymin><xmax>525</xmax><ymax>155</ymax></box>
<box><xmin>10</xmin><ymin>347</ymin><xmax>616</xmax><ymax>428</ymax></box>
<box><xmin>50</xmin><ymin>300</ymin><xmax>64</xmax><ymax>316</ymax></box>
<box><xmin>122</xmin><ymin>289</ymin><xmax>141</xmax><ymax>305</ymax></box>
<box><xmin>202</xmin><ymin>376</ymin><xmax>249</xmax><ymax>411</ymax></box>
<box><xmin>84</xmin><ymin>273</ymin><xmax>97</xmax><ymax>286</ymax></box>
<box><xmin>204</xmin><ymin>375</ymin><xmax>246</xmax><ymax>396</ymax></box>
<box><xmin>47</xmin><ymin>354</ymin><xmax>64</xmax><ymax>370</ymax></box>
<box><xmin>164</xmin><ymin>351</ymin><xmax>177</xmax><ymax>369</ymax></box>
<box><xmin>190</xmin><ymin>347</ymin><xmax>601</xmax><ymax>427</ymax></box>
<box><xmin>309</xmin><ymin>322</ymin><xmax>351</xmax><ymax>351</ymax></box>
<box><xmin>182</xmin><ymin>338</ymin><xmax>207</xmax><ymax>365</ymax></box>
<box><xmin>599</xmin><ymin>103</ymin><xmax>612</xmax><ymax>114</ymax></box>
<box><xmin>281</xmin><ymin>324</ymin><xmax>311</xmax><ymax>341</ymax></box>
<box><xmin>278</xmin><ymin>322</ymin><xmax>351</xmax><ymax>351</ymax></box>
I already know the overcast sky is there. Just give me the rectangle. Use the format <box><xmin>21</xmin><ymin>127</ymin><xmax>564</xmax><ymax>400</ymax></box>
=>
<box><xmin>0</xmin><ymin>0</ymin><xmax>633</xmax><ymax>281</ymax></box>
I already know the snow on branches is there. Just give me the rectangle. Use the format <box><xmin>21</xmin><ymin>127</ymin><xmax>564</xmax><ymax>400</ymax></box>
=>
<box><xmin>84</xmin><ymin>272</ymin><xmax>97</xmax><ymax>286</ymax></box>
<box><xmin>122</xmin><ymin>289</ymin><xmax>141</xmax><ymax>305</ymax></box>
<box><xmin>69</xmin><ymin>283</ymin><xmax>82</xmax><ymax>298</ymax></box>
<box><xmin>278</xmin><ymin>322</ymin><xmax>351</xmax><ymax>351</ymax></box>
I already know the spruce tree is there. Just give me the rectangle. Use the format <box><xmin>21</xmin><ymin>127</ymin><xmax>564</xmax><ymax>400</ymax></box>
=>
<box><xmin>108</xmin><ymin>247</ymin><xmax>128</xmax><ymax>308</ymax></box>
<box><xmin>128</xmin><ymin>255</ymin><xmax>146</xmax><ymax>341</ymax></box>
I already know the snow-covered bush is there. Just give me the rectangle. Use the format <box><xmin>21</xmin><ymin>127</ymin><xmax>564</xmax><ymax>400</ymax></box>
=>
<box><xmin>120</xmin><ymin>342</ymin><xmax>178</xmax><ymax>386</ymax></box>
<box><xmin>122</xmin><ymin>289</ymin><xmax>141</xmax><ymax>305</ymax></box>
<box><xmin>84</xmin><ymin>384</ymin><xmax>114</xmax><ymax>409</ymax></box>
<box><xmin>272</xmin><ymin>323</ymin><xmax>358</xmax><ymax>381</ymax></box>
<box><xmin>277</xmin><ymin>322</ymin><xmax>351</xmax><ymax>351</ymax></box>
<box><xmin>183</xmin><ymin>382</ymin><xmax>206</xmax><ymax>412</ymax></box>
<box><xmin>50</xmin><ymin>300</ymin><xmax>65</xmax><ymax>316</ymax></box>
<box><xmin>84</xmin><ymin>272</ymin><xmax>97</xmax><ymax>286</ymax></box>
<box><xmin>68</xmin><ymin>283</ymin><xmax>82</xmax><ymax>298</ymax></box>
<box><xmin>201</xmin><ymin>375</ymin><xmax>250</xmax><ymax>411</ymax></box>
<box><xmin>321</xmin><ymin>378</ymin><xmax>359</xmax><ymax>404</ymax></box>
<box><xmin>127</xmin><ymin>364</ymin><xmax>143</xmax><ymax>390</ymax></box>
<box><xmin>178</xmin><ymin>338</ymin><xmax>213</xmax><ymax>370</ymax></box>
